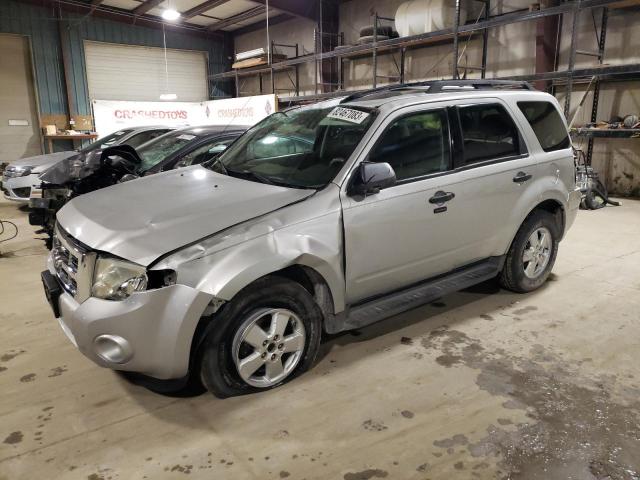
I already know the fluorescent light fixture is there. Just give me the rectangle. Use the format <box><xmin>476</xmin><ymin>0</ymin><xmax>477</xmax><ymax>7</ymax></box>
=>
<box><xmin>159</xmin><ymin>93</ymin><xmax>178</xmax><ymax>101</ymax></box>
<box><xmin>162</xmin><ymin>9</ymin><xmax>181</xmax><ymax>21</ymax></box>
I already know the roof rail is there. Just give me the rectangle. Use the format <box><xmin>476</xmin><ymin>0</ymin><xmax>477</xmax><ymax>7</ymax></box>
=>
<box><xmin>340</xmin><ymin>79</ymin><xmax>534</xmax><ymax>103</ymax></box>
<box><xmin>418</xmin><ymin>79</ymin><xmax>534</xmax><ymax>93</ymax></box>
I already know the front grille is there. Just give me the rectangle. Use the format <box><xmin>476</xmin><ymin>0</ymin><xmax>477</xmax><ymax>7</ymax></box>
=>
<box><xmin>52</xmin><ymin>224</ymin><xmax>96</xmax><ymax>302</ymax></box>
<box><xmin>13</xmin><ymin>187</ymin><xmax>31</xmax><ymax>198</ymax></box>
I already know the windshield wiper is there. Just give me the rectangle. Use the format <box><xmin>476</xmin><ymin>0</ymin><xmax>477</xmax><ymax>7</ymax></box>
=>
<box><xmin>226</xmin><ymin>168</ymin><xmax>276</xmax><ymax>185</ymax></box>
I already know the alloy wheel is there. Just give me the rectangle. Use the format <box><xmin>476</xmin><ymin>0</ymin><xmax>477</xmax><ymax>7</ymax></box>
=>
<box><xmin>232</xmin><ymin>308</ymin><xmax>306</xmax><ymax>388</ymax></box>
<box><xmin>522</xmin><ymin>226</ymin><xmax>552</xmax><ymax>279</ymax></box>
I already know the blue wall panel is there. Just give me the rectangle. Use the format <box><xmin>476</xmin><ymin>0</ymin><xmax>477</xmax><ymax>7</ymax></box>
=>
<box><xmin>0</xmin><ymin>0</ymin><xmax>231</xmax><ymax>119</ymax></box>
<box><xmin>0</xmin><ymin>0</ymin><xmax>67</xmax><ymax>114</ymax></box>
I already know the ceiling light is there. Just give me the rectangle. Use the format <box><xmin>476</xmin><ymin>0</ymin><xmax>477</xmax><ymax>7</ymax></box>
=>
<box><xmin>159</xmin><ymin>93</ymin><xmax>178</xmax><ymax>101</ymax></box>
<box><xmin>162</xmin><ymin>9</ymin><xmax>181</xmax><ymax>21</ymax></box>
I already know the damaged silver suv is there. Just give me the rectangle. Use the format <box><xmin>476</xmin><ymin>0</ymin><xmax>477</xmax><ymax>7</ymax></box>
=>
<box><xmin>42</xmin><ymin>81</ymin><xmax>581</xmax><ymax>397</ymax></box>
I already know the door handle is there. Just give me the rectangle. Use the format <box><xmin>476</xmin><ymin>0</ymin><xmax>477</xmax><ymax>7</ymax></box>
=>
<box><xmin>428</xmin><ymin>191</ymin><xmax>455</xmax><ymax>204</ymax></box>
<box><xmin>513</xmin><ymin>171</ymin><xmax>532</xmax><ymax>183</ymax></box>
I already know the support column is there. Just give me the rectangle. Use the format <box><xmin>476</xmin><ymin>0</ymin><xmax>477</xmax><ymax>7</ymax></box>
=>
<box><xmin>534</xmin><ymin>0</ymin><xmax>560</xmax><ymax>91</ymax></box>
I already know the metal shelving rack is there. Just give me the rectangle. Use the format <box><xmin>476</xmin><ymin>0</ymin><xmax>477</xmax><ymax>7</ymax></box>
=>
<box><xmin>210</xmin><ymin>0</ymin><xmax>640</xmax><ymax>131</ymax></box>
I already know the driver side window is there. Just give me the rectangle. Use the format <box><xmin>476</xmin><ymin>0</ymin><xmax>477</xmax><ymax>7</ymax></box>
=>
<box><xmin>370</xmin><ymin>109</ymin><xmax>450</xmax><ymax>182</ymax></box>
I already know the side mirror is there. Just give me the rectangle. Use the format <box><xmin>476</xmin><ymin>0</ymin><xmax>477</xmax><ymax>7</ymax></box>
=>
<box><xmin>349</xmin><ymin>161</ymin><xmax>396</xmax><ymax>196</ymax></box>
<box><xmin>119</xmin><ymin>174</ymin><xmax>139</xmax><ymax>183</ymax></box>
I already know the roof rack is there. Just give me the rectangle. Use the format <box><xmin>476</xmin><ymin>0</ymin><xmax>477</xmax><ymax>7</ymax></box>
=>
<box><xmin>340</xmin><ymin>79</ymin><xmax>533</xmax><ymax>103</ymax></box>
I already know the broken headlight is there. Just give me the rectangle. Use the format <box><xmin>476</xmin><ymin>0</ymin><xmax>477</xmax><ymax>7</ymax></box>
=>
<box><xmin>92</xmin><ymin>256</ymin><xmax>148</xmax><ymax>301</ymax></box>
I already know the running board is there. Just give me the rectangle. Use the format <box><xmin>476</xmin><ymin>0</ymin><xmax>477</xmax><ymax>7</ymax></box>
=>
<box><xmin>333</xmin><ymin>257</ymin><xmax>503</xmax><ymax>333</ymax></box>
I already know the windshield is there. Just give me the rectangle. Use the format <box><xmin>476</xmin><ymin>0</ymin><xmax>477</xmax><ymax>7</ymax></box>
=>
<box><xmin>80</xmin><ymin>129</ymin><xmax>134</xmax><ymax>153</ymax></box>
<box><xmin>213</xmin><ymin>104</ymin><xmax>376</xmax><ymax>189</ymax></box>
<box><xmin>137</xmin><ymin>131</ymin><xmax>199</xmax><ymax>171</ymax></box>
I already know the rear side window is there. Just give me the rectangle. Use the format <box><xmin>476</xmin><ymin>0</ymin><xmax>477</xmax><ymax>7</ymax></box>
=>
<box><xmin>458</xmin><ymin>104</ymin><xmax>521</xmax><ymax>165</ymax></box>
<box><xmin>518</xmin><ymin>101</ymin><xmax>570</xmax><ymax>152</ymax></box>
<box><xmin>370</xmin><ymin>109</ymin><xmax>450</xmax><ymax>182</ymax></box>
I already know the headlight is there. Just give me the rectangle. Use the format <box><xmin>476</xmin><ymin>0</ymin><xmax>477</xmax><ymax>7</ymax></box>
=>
<box><xmin>6</xmin><ymin>166</ymin><xmax>32</xmax><ymax>177</ymax></box>
<box><xmin>92</xmin><ymin>257</ymin><xmax>148</xmax><ymax>300</ymax></box>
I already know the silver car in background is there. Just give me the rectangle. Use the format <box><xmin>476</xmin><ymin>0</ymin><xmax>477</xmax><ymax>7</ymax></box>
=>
<box><xmin>2</xmin><ymin>127</ymin><xmax>170</xmax><ymax>202</ymax></box>
<box><xmin>41</xmin><ymin>81</ymin><xmax>581</xmax><ymax>398</ymax></box>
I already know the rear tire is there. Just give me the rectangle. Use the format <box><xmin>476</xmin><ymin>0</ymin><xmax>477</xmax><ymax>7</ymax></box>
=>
<box><xmin>198</xmin><ymin>276</ymin><xmax>323</xmax><ymax>398</ymax></box>
<box><xmin>499</xmin><ymin>210</ymin><xmax>560</xmax><ymax>293</ymax></box>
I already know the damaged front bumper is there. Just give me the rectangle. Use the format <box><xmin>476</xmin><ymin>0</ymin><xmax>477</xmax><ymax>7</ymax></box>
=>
<box><xmin>45</xmin><ymin>255</ymin><xmax>213</xmax><ymax>380</ymax></box>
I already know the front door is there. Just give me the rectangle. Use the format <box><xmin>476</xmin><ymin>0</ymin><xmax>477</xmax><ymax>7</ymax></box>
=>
<box><xmin>342</xmin><ymin>107</ymin><xmax>461</xmax><ymax>303</ymax></box>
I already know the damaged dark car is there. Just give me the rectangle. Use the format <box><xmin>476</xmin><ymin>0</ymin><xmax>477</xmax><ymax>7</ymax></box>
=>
<box><xmin>30</xmin><ymin>125</ymin><xmax>247</xmax><ymax>247</ymax></box>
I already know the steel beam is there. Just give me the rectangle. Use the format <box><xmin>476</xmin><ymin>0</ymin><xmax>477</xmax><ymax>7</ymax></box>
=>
<box><xmin>208</xmin><ymin>6</ymin><xmax>264</xmax><ymax>31</ymax></box>
<box><xmin>182</xmin><ymin>0</ymin><xmax>231</xmax><ymax>19</ymax></box>
<box><xmin>251</xmin><ymin>0</ymin><xmax>317</xmax><ymax>20</ymax></box>
<box><xmin>133</xmin><ymin>0</ymin><xmax>164</xmax><ymax>16</ymax></box>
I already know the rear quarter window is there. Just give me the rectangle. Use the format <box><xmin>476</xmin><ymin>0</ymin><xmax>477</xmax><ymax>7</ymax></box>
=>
<box><xmin>517</xmin><ymin>101</ymin><xmax>570</xmax><ymax>152</ymax></box>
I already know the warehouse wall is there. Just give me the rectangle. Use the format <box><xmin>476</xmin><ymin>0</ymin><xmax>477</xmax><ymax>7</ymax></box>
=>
<box><xmin>233</xmin><ymin>17</ymin><xmax>318</xmax><ymax>98</ymax></box>
<box><xmin>0</xmin><ymin>0</ymin><xmax>231</xmax><ymax>124</ymax></box>
<box><xmin>233</xmin><ymin>0</ymin><xmax>640</xmax><ymax>196</ymax></box>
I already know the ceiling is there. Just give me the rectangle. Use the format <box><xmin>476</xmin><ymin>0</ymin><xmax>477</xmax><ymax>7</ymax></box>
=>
<box><xmin>78</xmin><ymin>0</ymin><xmax>319</xmax><ymax>33</ymax></box>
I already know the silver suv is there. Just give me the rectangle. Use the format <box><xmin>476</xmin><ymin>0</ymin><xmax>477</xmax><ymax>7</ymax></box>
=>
<box><xmin>41</xmin><ymin>81</ymin><xmax>581</xmax><ymax>397</ymax></box>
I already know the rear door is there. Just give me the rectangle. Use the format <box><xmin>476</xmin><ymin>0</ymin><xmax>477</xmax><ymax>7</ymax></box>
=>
<box><xmin>433</xmin><ymin>99</ymin><xmax>538</xmax><ymax>268</ymax></box>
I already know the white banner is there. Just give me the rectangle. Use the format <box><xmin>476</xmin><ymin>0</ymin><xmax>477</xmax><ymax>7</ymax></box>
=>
<box><xmin>204</xmin><ymin>94</ymin><xmax>277</xmax><ymax>127</ymax></box>
<box><xmin>92</xmin><ymin>95</ymin><xmax>276</xmax><ymax>138</ymax></box>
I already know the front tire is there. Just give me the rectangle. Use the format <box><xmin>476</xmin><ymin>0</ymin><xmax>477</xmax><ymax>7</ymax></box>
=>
<box><xmin>198</xmin><ymin>276</ymin><xmax>323</xmax><ymax>398</ymax></box>
<box><xmin>500</xmin><ymin>210</ymin><xmax>560</xmax><ymax>293</ymax></box>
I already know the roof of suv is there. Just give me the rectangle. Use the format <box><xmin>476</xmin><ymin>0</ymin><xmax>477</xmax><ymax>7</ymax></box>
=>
<box><xmin>335</xmin><ymin>80</ymin><xmax>555</xmax><ymax>113</ymax></box>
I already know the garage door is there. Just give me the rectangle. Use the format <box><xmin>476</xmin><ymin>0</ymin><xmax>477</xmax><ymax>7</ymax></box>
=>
<box><xmin>84</xmin><ymin>41</ymin><xmax>208</xmax><ymax>102</ymax></box>
<box><xmin>0</xmin><ymin>34</ymin><xmax>41</xmax><ymax>163</ymax></box>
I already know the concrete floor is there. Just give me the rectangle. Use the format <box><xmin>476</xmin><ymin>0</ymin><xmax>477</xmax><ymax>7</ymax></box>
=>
<box><xmin>1</xmin><ymin>196</ymin><xmax>639</xmax><ymax>480</ymax></box>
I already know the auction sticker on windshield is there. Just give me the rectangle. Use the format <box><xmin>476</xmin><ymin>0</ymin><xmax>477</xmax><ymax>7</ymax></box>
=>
<box><xmin>326</xmin><ymin>107</ymin><xmax>370</xmax><ymax>124</ymax></box>
<box><xmin>177</xmin><ymin>134</ymin><xmax>196</xmax><ymax>141</ymax></box>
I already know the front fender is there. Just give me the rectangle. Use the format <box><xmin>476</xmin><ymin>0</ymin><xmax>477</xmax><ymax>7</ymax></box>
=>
<box><xmin>172</xmin><ymin>211</ymin><xmax>346</xmax><ymax>313</ymax></box>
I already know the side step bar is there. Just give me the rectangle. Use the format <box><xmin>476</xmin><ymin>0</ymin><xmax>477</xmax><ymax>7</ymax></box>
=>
<box><xmin>332</xmin><ymin>257</ymin><xmax>504</xmax><ymax>333</ymax></box>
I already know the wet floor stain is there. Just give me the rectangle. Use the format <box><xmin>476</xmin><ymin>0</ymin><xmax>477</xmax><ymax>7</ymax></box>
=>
<box><xmin>48</xmin><ymin>365</ymin><xmax>68</xmax><ymax>377</ymax></box>
<box><xmin>0</xmin><ymin>366</ymin><xmax>7</xmax><ymax>372</ymax></box>
<box><xmin>167</xmin><ymin>464</ymin><xmax>193</xmax><ymax>474</ymax></box>
<box><xmin>1</xmin><ymin>349</ymin><xmax>26</xmax><ymax>362</ymax></box>
<box><xmin>400</xmin><ymin>410</ymin><xmax>414</xmax><ymax>419</ymax></box>
<box><xmin>19</xmin><ymin>373</ymin><xmax>36</xmax><ymax>383</ymax></box>
<box><xmin>512</xmin><ymin>306</ymin><xmax>538</xmax><ymax>316</ymax></box>
<box><xmin>400</xmin><ymin>336</ymin><xmax>413</xmax><ymax>345</ymax></box>
<box><xmin>424</xmin><ymin>326</ymin><xmax>640</xmax><ymax>479</ymax></box>
<box><xmin>343</xmin><ymin>469</ymin><xmax>388</xmax><ymax>480</ymax></box>
<box><xmin>362</xmin><ymin>419</ymin><xmax>388</xmax><ymax>432</ymax></box>
<box><xmin>279</xmin><ymin>471</ymin><xmax>290</xmax><ymax>478</ymax></box>
<box><xmin>3</xmin><ymin>431</ymin><xmax>23</xmax><ymax>444</ymax></box>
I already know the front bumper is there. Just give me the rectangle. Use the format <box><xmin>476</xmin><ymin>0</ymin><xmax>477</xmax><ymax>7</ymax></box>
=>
<box><xmin>2</xmin><ymin>173</ymin><xmax>36</xmax><ymax>202</ymax></box>
<box><xmin>45</xmin><ymin>257</ymin><xmax>213</xmax><ymax>380</ymax></box>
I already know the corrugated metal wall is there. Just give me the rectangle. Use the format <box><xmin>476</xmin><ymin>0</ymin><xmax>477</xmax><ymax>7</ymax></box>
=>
<box><xmin>0</xmin><ymin>0</ymin><xmax>231</xmax><ymax>119</ymax></box>
<box><xmin>0</xmin><ymin>0</ymin><xmax>67</xmax><ymax>115</ymax></box>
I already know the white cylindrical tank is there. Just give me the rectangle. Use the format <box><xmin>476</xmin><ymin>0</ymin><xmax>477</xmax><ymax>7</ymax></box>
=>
<box><xmin>395</xmin><ymin>0</ymin><xmax>468</xmax><ymax>37</ymax></box>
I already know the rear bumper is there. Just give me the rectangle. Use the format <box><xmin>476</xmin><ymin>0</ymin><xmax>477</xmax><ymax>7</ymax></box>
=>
<box><xmin>46</xmin><ymin>257</ymin><xmax>213</xmax><ymax>380</ymax></box>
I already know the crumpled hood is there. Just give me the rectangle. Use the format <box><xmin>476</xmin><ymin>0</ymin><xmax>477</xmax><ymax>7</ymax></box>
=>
<box><xmin>10</xmin><ymin>151</ymin><xmax>78</xmax><ymax>173</ymax></box>
<box><xmin>57</xmin><ymin>166</ymin><xmax>314</xmax><ymax>266</ymax></box>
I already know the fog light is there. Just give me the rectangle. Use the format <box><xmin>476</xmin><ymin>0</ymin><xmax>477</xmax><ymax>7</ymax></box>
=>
<box><xmin>93</xmin><ymin>334</ymin><xmax>133</xmax><ymax>364</ymax></box>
